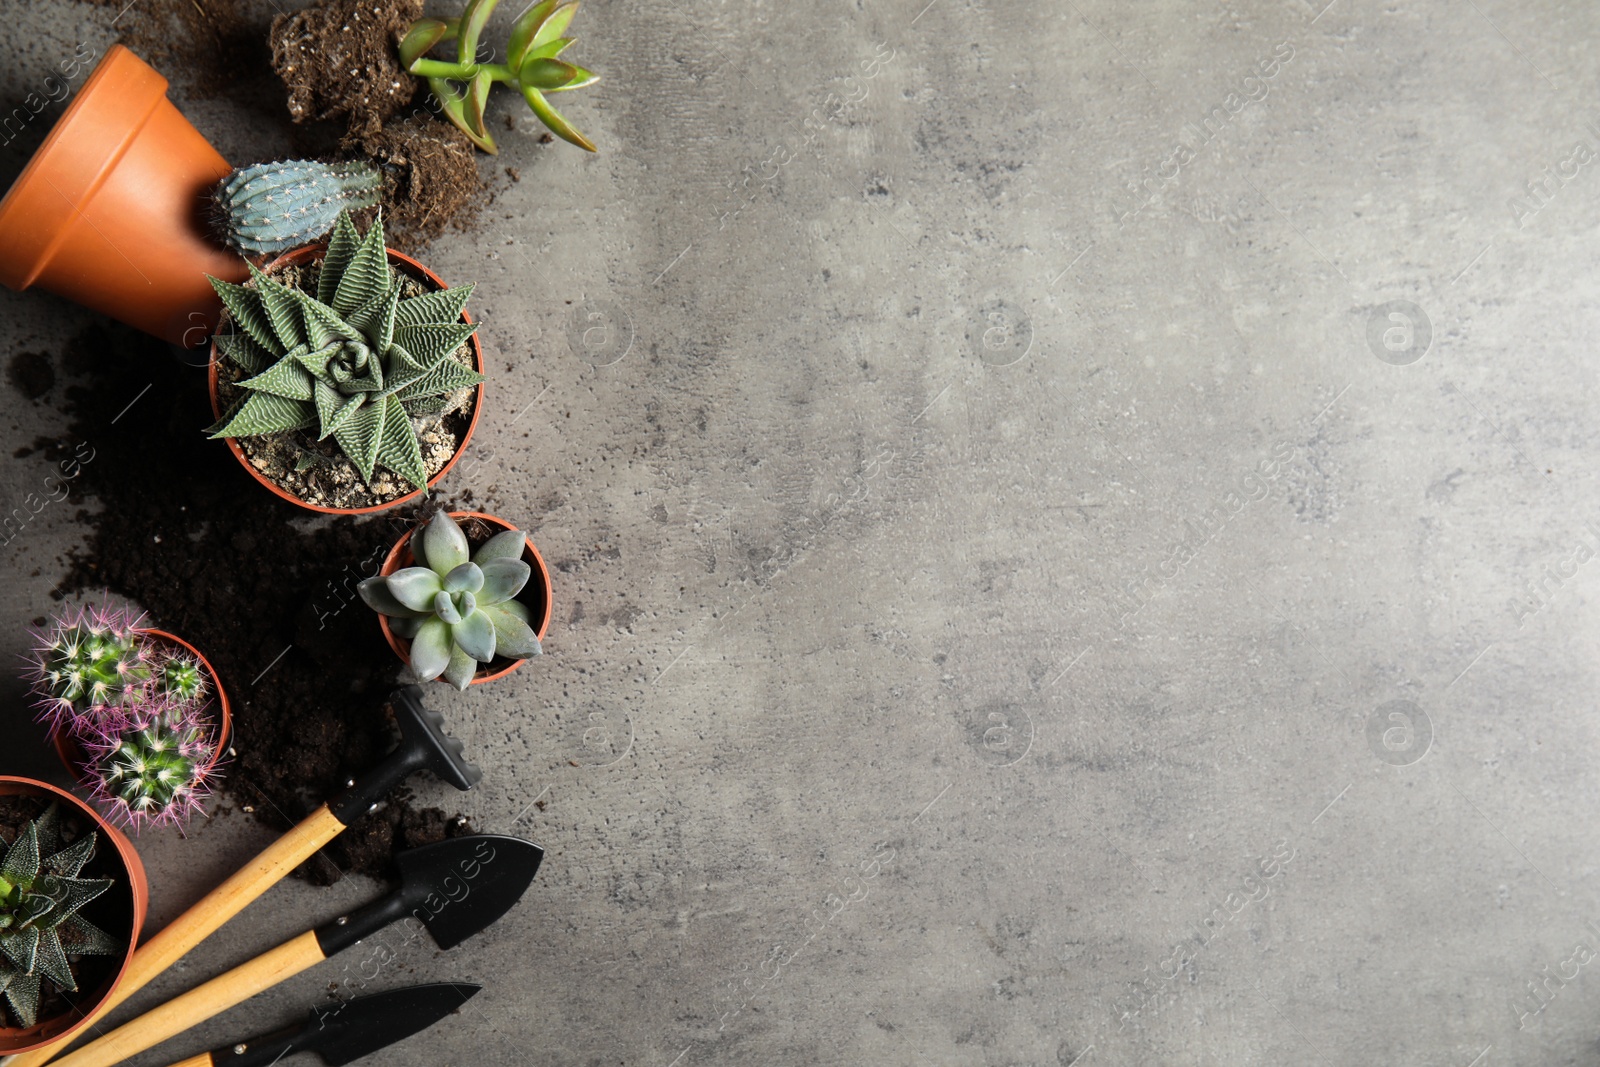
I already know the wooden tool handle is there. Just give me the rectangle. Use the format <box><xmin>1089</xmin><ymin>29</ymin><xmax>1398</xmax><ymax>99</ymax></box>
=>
<box><xmin>49</xmin><ymin>931</ymin><xmax>326</xmax><ymax>1067</ymax></box>
<box><xmin>6</xmin><ymin>804</ymin><xmax>344</xmax><ymax>1067</ymax></box>
<box><xmin>160</xmin><ymin>1056</ymin><xmax>214</xmax><ymax>1067</ymax></box>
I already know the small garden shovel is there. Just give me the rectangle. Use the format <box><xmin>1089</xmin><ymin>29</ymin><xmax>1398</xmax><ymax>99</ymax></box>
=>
<box><xmin>5</xmin><ymin>686</ymin><xmax>482</xmax><ymax>1067</ymax></box>
<box><xmin>160</xmin><ymin>982</ymin><xmax>481</xmax><ymax>1067</ymax></box>
<box><xmin>48</xmin><ymin>834</ymin><xmax>542</xmax><ymax>1067</ymax></box>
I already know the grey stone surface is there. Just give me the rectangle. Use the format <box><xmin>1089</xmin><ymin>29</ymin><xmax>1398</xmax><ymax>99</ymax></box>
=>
<box><xmin>3</xmin><ymin>0</ymin><xmax>1600</xmax><ymax>1064</ymax></box>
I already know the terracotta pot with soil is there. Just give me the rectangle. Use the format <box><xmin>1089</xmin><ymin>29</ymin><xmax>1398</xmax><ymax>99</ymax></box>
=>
<box><xmin>373</xmin><ymin>511</ymin><xmax>553</xmax><ymax>687</ymax></box>
<box><xmin>0</xmin><ymin>45</ymin><xmax>247</xmax><ymax>347</ymax></box>
<box><xmin>51</xmin><ymin>628</ymin><xmax>232</xmax><ymax>784</ymax></box>
<box><xmin>206</xmin><ymin>234</ymin><xmax>486</xmax><ymax>515</ymax></box>
<box><xmin>0</xmin><ymin>777</ymin><xmax>147</xmax><ymax>1055</ymax></box>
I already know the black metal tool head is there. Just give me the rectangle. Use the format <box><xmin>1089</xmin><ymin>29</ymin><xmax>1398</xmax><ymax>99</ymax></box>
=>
<box><xmin>215</xmin><ymin>983</ymin><xmax>482</xmax><ymax>1067</ymax></box>
<box><xmin>309</xmin><ymin>982</ymin><xmax>482</xmax><ymax>1065</ymax></box>
<box><xmin>315</xmin><ymin>835</ymin><xmax>544</xmax><ymax>956</ymax></box>
<box><xmin>397</xmin><ymin>834</ymin><xmax>544</xmax><ymax>950</ymax></box>
<box><xmin>391</xmin><ymin>685</ymin><xmax>481</xmax><ymax>792</ymax></box>
<box><xmin>329</xmin><ymin>687</ymin><xmax>481</xmax><ymax>825</ymax></box>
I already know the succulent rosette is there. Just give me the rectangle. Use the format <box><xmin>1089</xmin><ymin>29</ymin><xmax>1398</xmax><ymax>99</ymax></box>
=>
<box><xmin>359</xmin><ymin>511</ymin><xmax>543</xmax><ymax>690</ymax></box>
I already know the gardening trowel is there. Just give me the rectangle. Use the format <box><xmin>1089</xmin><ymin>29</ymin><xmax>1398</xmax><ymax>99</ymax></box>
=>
<box><xmin>160</xmin><ymin>982</ymin><xmax>481</xmax><ymax>1067</ymax></box>
<box><xmin>49</xmin><ymin>834</ymin><xmax>542</xmax><ymax>1067</ymax></box>
<box><xmin>5</xmin><ymin>686</ymin><xmax>480</xmax><ymax>1067</ymax></box>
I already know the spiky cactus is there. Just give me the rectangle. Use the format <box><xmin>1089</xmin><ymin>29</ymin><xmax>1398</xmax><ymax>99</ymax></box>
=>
<box><xmin>213</xmin><ymin>160</ymin><xmax>382</xmax><ymax>256</ymax></box>
<box><xmin>358</xmin><ymin>511</ymin><xmax>542</xmax><ymax>689</ymax></box>
<box><xmin>83</xmin><ymin>702</ymin><xmax>216</xmax><ymax>833</ymax></box>
<box><xmin>28</xmin><ymin>607</ymin><xmax>153</xmax><ymax>731</ymax></box>
<box><xmin>158</xmin><ymin>655</ymin><xmax>206</xmax><ymax>705</ymax></box>
<box><xmin>205</xmin><ymin>210</ymin><xmax>484</xmax><ymax>492</ymax></box>
<box><xmin>0</xmin><ymin>803</ymin><xmax>121</xmax><ymax>1028</ymax></box>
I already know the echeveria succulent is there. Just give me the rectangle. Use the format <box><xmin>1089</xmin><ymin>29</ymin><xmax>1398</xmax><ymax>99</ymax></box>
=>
<box><xmin>359</xmin><ymin>512</ymin><xmax>542</xmax><ymax>689</ymax></box>
<box><xmin>205</xmin><ymin>210</ymin><xmax>484</xmax><ymax>492</ymax></box>
<box><xmin>0</xmin><ymin>804</ymin><xmax>120</xmax><ymax>1028</ymax></box>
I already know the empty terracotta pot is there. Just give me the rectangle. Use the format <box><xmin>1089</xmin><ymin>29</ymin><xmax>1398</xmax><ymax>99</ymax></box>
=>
<box><xmin>0</xmin><ymin>777</ymin><xmax>148</xmax><ymax>1054</ymax></box>
<box><xmin>0</xmin><ymin>44</ymin><xmax>247</xmax><ymax>347</ymax></box>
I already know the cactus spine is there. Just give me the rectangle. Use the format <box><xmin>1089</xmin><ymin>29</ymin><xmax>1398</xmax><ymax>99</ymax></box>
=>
<box><xmin>159</xmin><ymin>655</ymin><xmax>207</xmax><ymax>704</ymax></box>
<box><xmin>85</xmin><ymin>701</ymin><xmax>215</xmax><ymax>832</ymax></box>
<box><xmin>28</xmin><ymin>606</ymin><xmax>153</xmax><ymax>730</ymax></box>
<box><xmin>214</xmin><ymin>159</ymin><xmax>383</xmax><ymax>256</ymax></box>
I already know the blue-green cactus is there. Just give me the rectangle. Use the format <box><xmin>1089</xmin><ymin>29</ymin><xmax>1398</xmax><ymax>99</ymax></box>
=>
<box><xmin>213</xmin><ymin>160</ymin><xmax>383</xmax><ymax>256</ymax></box>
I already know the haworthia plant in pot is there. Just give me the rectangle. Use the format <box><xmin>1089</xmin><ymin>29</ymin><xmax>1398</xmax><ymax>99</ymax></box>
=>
<box><xmin>359</xmin><ymin>511</ymin><xmax>543</xmax><ymax>690</ymax></box>
<box><xmin>206</xmin><ymin>210</ymin><xmax>484</xmax><ymax>495</ymax></box>
<box><xmin>0</xmin><ymin>804</ymin><xmax>121</xmax><ymax>1028</ymax></box>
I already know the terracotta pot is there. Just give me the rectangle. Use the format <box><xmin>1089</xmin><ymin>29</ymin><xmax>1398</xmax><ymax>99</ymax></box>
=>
<box><xmin>207</xmin><ymin>243</ymin><xmax>486</xmax><ymax>515</ymax></box>
<box><xmin>377</xmin><ymin>512</ymin><xmax>553</xmax><ymax>686</ymax></box>
<box><xmin>52</xmin><ymin>628</ymin><xmax>232</xmax><ymax>781</ymax></box>
<box><xmin>0</xmin><ymin>45</ymin><xmax>247</xmax><ymax>348</ymax></box>
<box><xmin>0</xmin><ymin>777</ymin><xmax>148</xmax><ymax>1054</ymax></box>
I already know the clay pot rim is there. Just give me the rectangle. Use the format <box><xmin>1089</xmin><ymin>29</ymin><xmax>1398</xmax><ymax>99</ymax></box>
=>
<box><xmin>50</xmin><ymin>627</ymin><xmax>232</xmax><ymax>781</ymax></box>
<box><xmin>376</xmin><ymin>511</ymin><xmax>553</xmax><ymax>686</ymax></box>
<box><xmin>205</xmin><ymin>243</ymin><xmax>485</xmax><ymax>516</ymax></box>
<box><xmin>0</xmin><ymin>776</ymin><xmax>147</xmax><ymax>1054</ymax></box>
<box><xmin>0</xmin><ymin>45</ymin><xmax>164</xmax><ymax>292</ymax></box>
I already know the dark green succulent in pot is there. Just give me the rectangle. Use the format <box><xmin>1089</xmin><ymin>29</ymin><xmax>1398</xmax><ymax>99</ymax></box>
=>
<box><xmin>204</xmin><ymin>210</ymin><xmax>484</xmax><ymax>492</ymax></box>
<box><xmin>0</xmin><ymin>804</ymin><xmax>120</xmax><ymax>1028</ymax></box>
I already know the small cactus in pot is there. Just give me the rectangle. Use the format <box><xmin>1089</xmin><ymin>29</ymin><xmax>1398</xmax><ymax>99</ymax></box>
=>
<box><xmin>205</xmin><ymin>210</ymin><xmax>484</xmax><ymax>495</ymax></box>
<box><xmin>211</xmin><ymin>159</ymin><xmax>382</xmax><ymax>256</ymax></box>
<box><xmin>359</xmin><ymin>511</ymin><xmax>543</xmax><ymax>690</ymax></box>
<box><xmin>28</xmin><ymin>608</ymin><xmax>212</xmax><ymax>731</ymax></box>
<box><xmin>25</xmin><ymin>607</ymin><xmax>228</xmax><ymax>834</ymax></box>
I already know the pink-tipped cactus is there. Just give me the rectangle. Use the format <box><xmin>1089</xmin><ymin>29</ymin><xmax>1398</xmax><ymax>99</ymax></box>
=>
<box><xmin>81</xmin><ymin>699</ymin><xmax>220</xmax><ymax>833</ymax></box>
<box><xmin>27</xmin><ymin>605</ymin><xmax>154</xmax><ymax>733</ymax></box>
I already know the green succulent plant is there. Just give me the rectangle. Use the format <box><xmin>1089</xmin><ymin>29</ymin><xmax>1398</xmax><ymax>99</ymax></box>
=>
<box><xmin>400</xmin><ymin>0</ymin><xmax>600</xmax><ymax>153</ymax></box>
<box><xmin>0</xmin><ymin>804</ymin><xmax>120</xmax><ymax>1028</ymax></box>
<box><xmin>358</xmin><ymin>511</ymin><xmax>542</xmax><ymax>690</ymax></box>
<box><xmin>205</xmin><ymin>211</ymin><xmax>484</xmax><ymax>492</ymax></box>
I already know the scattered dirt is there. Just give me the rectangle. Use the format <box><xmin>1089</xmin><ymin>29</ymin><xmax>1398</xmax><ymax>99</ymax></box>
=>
<box><xmin>45</xmin><ymin>321</ymin><xmax>475</xmax><ymax>885</ymax></box>
<box><xmin>83</xmin><ymin>0</ymin><xmax>280</xmax><ymax>102</ymax></box>
<box><xmin>0</xmin><ymin>793</ymin><xmax>132</xmax><ymax>1027</ymax></box>
<box><xmin>212</xmin><ymin>260</ymin><xmax>479</xmax><ymax>511</ymax></box>
<box><xmin>7</xmin><ymin>352</ymin><xmax>54</xmax><ymax>399</ymax></box>
<box><xmin>269</xmin><ymin>0</ymin><xmax>422</xmax><ymax>138</ymax></box>
<box><xmin>346</xmin><ymin>113</ymin><xmax>488</xmax><ymax>253</ymax></box>
<box><xmin>266</xmin><ymin>0</ymin><xmax>488</xmax><ymax>252</ymax></box>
